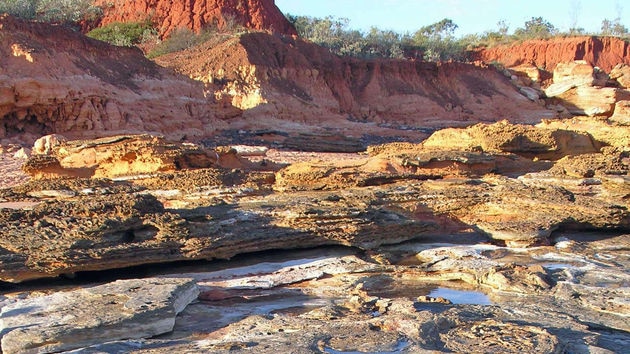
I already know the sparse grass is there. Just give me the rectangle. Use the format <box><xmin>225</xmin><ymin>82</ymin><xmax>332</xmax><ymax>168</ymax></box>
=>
<box><xmin>146</xmin><ymin>26</ymin><xmax>245</xmax><ymax>59</ymax></box>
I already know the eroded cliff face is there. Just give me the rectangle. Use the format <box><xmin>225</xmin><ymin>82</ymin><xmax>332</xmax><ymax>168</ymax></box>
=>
<box><xmin>473</xmin><ymin>36</ymin><xmax>630</xmax><ymax>73</ymax></box>
<box><xmin>0</xmin><ymin>15</ymin><xmax>222</xmax><ymax>143</ymax></box>
<box><xmin>1</xmin><ymin>14</ymin><xmax>555</xmax><ymax>145</ymax></box>
<box><xmin>94</xmin><ymin>0</ymin><xmax>297</xmax><ymax>38</ymax></box>
<box><xmin>156</xmin><ymin>32</ymin><xmax>554</xmax><ymax>133</ymax></box>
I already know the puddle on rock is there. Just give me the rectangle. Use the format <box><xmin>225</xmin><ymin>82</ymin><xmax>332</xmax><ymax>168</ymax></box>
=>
<box><xmin>428</xmin><ymin>288</ymin><xmax>492</xmax><ymax>305</ymax></box>
<box><xmin>361</xmin><ymin>276</ymin><xmax>493</xmax><ymax>305</ymax></box>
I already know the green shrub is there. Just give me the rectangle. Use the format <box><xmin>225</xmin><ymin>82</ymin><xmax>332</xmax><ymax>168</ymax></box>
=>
<box><xmin>87</xmin><ymin>21</ymin><xmax>156</xmax><ymax>47</ymax></box>
<box><xmin>0</xmin><ymin>0</ymin><xmax>101</xmax><ymax>24</ymax></box>
<box><xmin>0</xmin><ymin>0</ymin><xmax>38</xmax><ymax>19</ymax></box>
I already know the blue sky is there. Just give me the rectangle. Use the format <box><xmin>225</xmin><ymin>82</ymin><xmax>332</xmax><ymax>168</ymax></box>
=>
<box><xmin>275</xmin><ymin>0</ymin><xmax>628</xmax><ymax>36</ymax></box>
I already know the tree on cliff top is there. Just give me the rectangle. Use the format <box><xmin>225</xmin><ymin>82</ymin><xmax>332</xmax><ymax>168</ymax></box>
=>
<box><xmin>0</xmin><ymin>0</ymin><xmax>101</xmax><ymax>24</ymax></box>
<box><xmin>513</xmin><ymin>17</ymin><xmax>558</xmax><ymax>39</ymax></box>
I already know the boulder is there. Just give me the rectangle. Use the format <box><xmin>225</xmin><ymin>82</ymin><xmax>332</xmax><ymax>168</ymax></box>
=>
<box><xmin>544</xmin><ymin>61</ymin><xmax>595</xmax><ymax>97</ymax></box>
<box><xmin>609</xmin><ymin>63</ymin><xmax>630</xmax><ymax>88</ymax></box>
<box><xmin>22</xmin><ymin>135</ymin><xmax>217</xmax><ymax>179</ymax></box>
<box><xmin>520</xmin><ymin>86</ymin><xmax>542</xmax><ymax>101</ymax></box>
<box><xmin>32</xmin><ymin>134</ymin><xmax>67</xmax><ymax>155</ymax></box>
<box><xmin>0</xmin><ymin>278</ymin><xmax>199</xmax><ymax>354</ymax></box>
<box><xmin>610</xmin><ymin>100</ymin><xmax>630</xmax><ymax>125</ymax></box>
<box><xmin>508</xmin><ymin>63</ymin><xmax>544</xmax><ymax>84</ymax></box>
<box><xmin>557</xmin><ymin>86</ymin><xmax>627</xmax><ymax>116</ymax></box>
<box><xmin>552</xmin><ymin>61</ymin><xmax>595</xmax><ymax>85</ymax></box>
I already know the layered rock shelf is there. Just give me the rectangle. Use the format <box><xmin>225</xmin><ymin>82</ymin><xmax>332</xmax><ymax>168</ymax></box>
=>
<box><xmin>1</xmin><ymin>2</ymin><xmax>630</xmax><ymax>352</ymax></box>
<box><xmin>1</xmin><ymin>117</ymin><xmax>629</xmax><ymax>352</ymax></box>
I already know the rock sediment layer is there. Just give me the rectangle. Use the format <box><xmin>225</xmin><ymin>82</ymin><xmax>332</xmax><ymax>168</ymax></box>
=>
<box><xmin>0</xmin><ymin>278</ymin><xmax>199</xmax><ymax>354</ymax></box>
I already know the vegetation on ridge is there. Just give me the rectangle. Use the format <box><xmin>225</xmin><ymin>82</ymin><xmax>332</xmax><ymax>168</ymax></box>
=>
<box><xmin>0</xmin><ymin>0</ymin><xmax>101</xmax><ymax>24</ymax></box>
<box><xmin>1</xmin><ymin>1</ymin><xmax>628</xmax><ymax>62</ymax></box>
<box><xmin>285</xmin><ymin>14</ymin><xmax>629</xmax><ymax>61</ymax></box>
<box><xmin>87</xmin><ymin>21</ymin><xmax>156</xmax><ymax>47</ymax></box>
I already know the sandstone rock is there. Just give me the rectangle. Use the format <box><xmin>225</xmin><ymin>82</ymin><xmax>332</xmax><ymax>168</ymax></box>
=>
<box><xmin>0</xmin><ymin>15</ymin><xmax>218</xmax><ymax>144</ymax></box>
<box><xmin>32</xmin><ymin>134</ymin><xmax>67</xmax><ymax>155</ymax></box>
<box><xmin>557</xmin><ymin>86</ymin><xmax>627</xmax><ymax>116</ymax></box>
<box><xmin>11</xmin><ymin>147</ymin><xmax>29</xmax><ymax>159</ymax></box>
<box><xmin>544</xmin><ymin>61</ymin><xmax>596</xmax><ymax>98</ymax></box>
<box><xmin>274</xmin><ymin>150</ymin><xmax>499</xmax><ymax>191</ymax></box>
<box><xmin>441</xmin><ymin>319</ymin><xmax>560</xmax><ymax>353</ymax></box>
<box><xmin>0</xmin><ymin>277</ymin><xmax>199</xmax><ymax>354</ymax></box>
<box><xmin>0</xmin><ymin>178</ymin><xmax>437</xmax><ymax>282</ymax></box>
<box><xmin>422</xmin><ymin>120</ymin><xmax>598</xmax><ymax>160</ymax></box>
<box><xmin>93</xmin><ymin>0</ymin><xmax>297</xmax><ymax>38</ymax></box>
<box><xmin>610</xmin><ymin>100</ymin><xmax>630</xmax><ymax>125</ymax></box>
<box><xmin>155</xmin><ymin>32</ymin><xmax>554</xmax><ymax>133</ymax></box>
<box><xmin>552</xmin><ymin>60</ymin><xmax>595</xmax><ymax>85</ymax></box>
<box><xmin>508</xmin><ymin>63</ymin><xmax>545</xmax><ymax>83</ymax></box>
<box><xmin>609</xmin><ymin>63</ymin><xmax>630</xmax><ymax>88</ymax></box>
<box><xmin>537</xmin><ymin>116</ymin><xmax>630</xmax><ymax>148</ymax></box>
<box><xmin>22</xmin><ymin>135</ymin><xmax>217</xmax><ymax>179</ymax></box>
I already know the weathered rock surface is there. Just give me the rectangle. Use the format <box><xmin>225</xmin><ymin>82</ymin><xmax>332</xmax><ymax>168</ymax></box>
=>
<box><xmin>610</xmin><ymin>63</ymin><xmax>630</xmax><ymax>88</ymax></box>
<box><xmin>556</xmin><ymin>86</ymin><xmax>629</xmax><ymax>116</ymax></box>
<box><xmin>421</xmin><ymin>120</ymin><xmax>599</xmax><ymax>159</ymax></box>
<box><xmin>0</xmin><ymin>277</ymin><xmax>199</xmax><ymax>353</ymax></box>
<box><xmin>611</xmin><ymin>99</ymin><xmax>630</xmax><ymax>125</ymax></box>
<box><xmin>0</xmin><ymin>15</ymin><xmax>219</xmax><ymax>144</ymax></box>
<box><xmin>544</xmin><ymin>60</ymin><xmax>596</xmax><ymax>97</ymax></box>
<box><xmin>93</xmin><ymin>0</ymin><xmax>297</xmax><ymax>38</ymax></box>
<box><xmin>474</xmin><ymin>36</ymin><xmax>630</xmax><ymax>73</ymax></box>
<box><xmin>0</xmin><ymin>177</ymin><xmax>437</xmax><ymax>282</ymax></box>
<box><xmin>1</xmin><ymin>122</ymin><xmax>629</xmax><ymax>352</ymax></box>
<box><xmin>22</xmin><ymin>134</ymin><xmax>217</xmax><ymax>179</ymax></box>
<box><xmin>155</xmin><ymin>32</ymin><xmax>554</xmax><ymax>133</ymax></box>
<box><xmin>537</xmin><ymin>116</ymin><xmax>630</xmax><ymax>148</ymax></box>
<box><xmin>1</xmin><ymin>14</ymin><xmax>559</xmax><ymax>146</ymax></box>
<box><xmin>2</xmin><ymin>120</ymin><xmax>628</xmax><ymax>283</ymax></box>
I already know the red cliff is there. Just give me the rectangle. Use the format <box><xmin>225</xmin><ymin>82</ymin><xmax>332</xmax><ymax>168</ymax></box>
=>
<box><xmin>94</xmin><ymin>0</ymin><xmax>297</xmax><ymax>38</ymax></box>
<box><xmin>0</xmin><ymin>15</ymin><xmax>219</xmax><ymax>143</ymax></box>
<box><xmin>473</xmin><ymin>36</ymin><xmax>630</xmax><ymax>72</ymax></box>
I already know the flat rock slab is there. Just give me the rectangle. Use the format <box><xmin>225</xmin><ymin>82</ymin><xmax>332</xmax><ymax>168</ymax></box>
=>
<box><xmin>0</xmin><ymin>277</ymin><xmax>199</xmax><ymax>354</ymax></box>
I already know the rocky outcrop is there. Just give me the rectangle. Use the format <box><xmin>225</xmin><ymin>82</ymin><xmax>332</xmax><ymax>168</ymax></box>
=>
<box><xmin>155</xmin><ymin>32</ymin><xmax>554</xmax><ymax>133</ymax></box>
<box><xmin>22</xmin><ymin>134</ymin><xmax>218</xmax><ymax>179</ymax></box>
<box><xmin>1</xmin><ymin>15</ymin><xmax>557</xmax><ymax>146</ymax></box>
<box><xmin>556</xmin><ymin>86</ymin><xmax>628</xmax><ymax>116</ymax></box>
<box><xmin>0</xmin><ymin>15</ymin><xmax>220</xmax><ymax>144</ymax></box>
<box><xmin>0</xmin><ymin>278</ymin><xmax>199</xmax><ymax>354</ymax></box>
<box><xmin>421</xmin><ymin>120</ymin><xmax>599</xmax><ymax>159</ymax></box>
<box><xmin>474</xmin><ymin>36</ymin><xmax>630</xmax><ymax>73</ymax></box>
<box><xmin>610</xmin><ymin>63</ymin><xmax>630</xmax><ymax>88</ymax></box>
<box><xmin>94</xmin><ymin>0</ymin><xmax>297</xmax><ymax>38</ymax></box>
<box><xmin>2</xmin><ymin>121</ymin><xmax>627</xmax><ymax>283</ymax></box>
<box><xmin>0</xmin><ymin>176</ymin><xmax>438</xmax><ymax>282</ymax></box>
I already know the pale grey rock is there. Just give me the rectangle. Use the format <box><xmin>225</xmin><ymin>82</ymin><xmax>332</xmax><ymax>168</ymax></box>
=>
<box><xmin>558</xmin><ymin>86</ymin><xmax>622</xmax><ymax>116</ymax></box>
<box><xmin>32</xmin><ymin>134</ymin><xmax>67</xmax><ymax>155</ymax></box>
<box><xmin>519</xmin><ymin>86</ymin><xmax>542</xmax><ymax>101</ymax></box>
<box><xmin>0</xmin><ymin>277</ymin><xmax>199</xmax><ymax>354</ymax></box>
<box><xmin>609</xmin><ymin>63</ymin><xmax>630</xmax><ymax>88</ymax></box>
<box><xmin>27</xmin><ymin>189</ymin><xmax>76</xmax><ymax>198</ymax></box>
<box><xmin>610</xmin><ymin>100</ymin><xmax>630</xmax><ymax>125</ymax></box>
